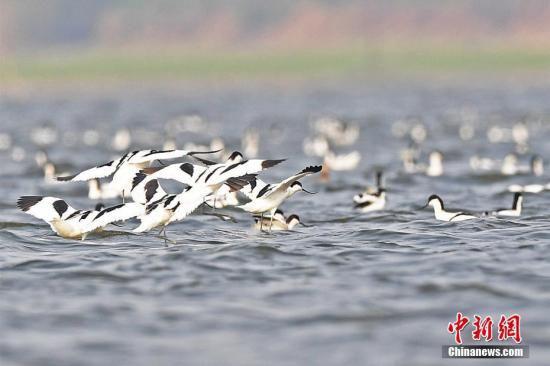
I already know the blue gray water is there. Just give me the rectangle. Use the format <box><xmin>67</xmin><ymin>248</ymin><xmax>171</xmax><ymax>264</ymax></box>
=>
<box><xmin>1</xmin><ymin>83</ymin><xmax>550</xmax><ymax>365</ymax></box>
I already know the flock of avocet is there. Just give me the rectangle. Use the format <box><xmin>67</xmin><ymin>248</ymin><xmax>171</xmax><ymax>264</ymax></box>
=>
<box><xmin>15</xmin><ymin>116</ymin><xmax>545</xmax><ymax>240</ymax></box>
<box><xmin>18</xmin><ymin>149</ymin><xmax>321</xmax><ymax>241</ymax></box>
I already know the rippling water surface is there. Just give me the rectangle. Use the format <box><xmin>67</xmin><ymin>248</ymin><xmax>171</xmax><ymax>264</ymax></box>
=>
<box><xmin>1</xmin><ymin>83</ymin><xmax>550</xmax><ymax>366</ymax></box>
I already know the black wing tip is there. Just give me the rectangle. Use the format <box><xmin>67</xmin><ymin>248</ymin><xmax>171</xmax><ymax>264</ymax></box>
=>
<box><xmin>300</xmin><ymin>165</ymin><xmax>322</xmax><ymax>174</ymax></box>
<box><xmin>226</xmin><ymin>174</ymin><xmax>258</xmax><ymax>192</ymax></box>
<box><xmin>192</xmin><ymin>156</ymin><xmax>218</xmax><ymax>166</ymax></box>
<box><xmin>55</xmin><ymin>174</ymin><xmax>76</xmax><ymax>182</ymax></box>
<box><xmin>262</xmin><ymin>159</ymin><xmax>286</xmax><ymax>169</ymax></box>
<box><xmin>17</xmin><ymin>196</ymin><xmax>43</xmax><ymax>211</ymax></box>
<box><xmin>188</xmin><ymin>149</ymin><xmax>223</xmax><ymax>156</ymax></box>
<box><xmin>132</xmin><ymin>171</ymin><xmax>147</xmax><ymax>190</ymax></box>
<box><xmin>228</xmin><ymin>151</ymin><xmax>244</xmax><ymax>161</ymax></box>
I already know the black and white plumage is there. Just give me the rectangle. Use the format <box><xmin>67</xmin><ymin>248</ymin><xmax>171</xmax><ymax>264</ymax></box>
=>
<box><xmin>130</xmin><ymin>173</ymin><xmax>168</xmax><ymax>205</ymax></box>
<box><xmin>253</xmin><ymin>209</ymin><xmax>301</xmax><ymax>231</ymax></box>
<box><xmin>132</xmin><ymin>175</ymin><xmax>257</xmax><ymax>240</ymax></box>
<box><xmin>56</xmin><ymin>149</ymin><xmax>219</xmax><ymax>199</ymax></box>
<box><xmin>142</xmin><ymin>156</ymin><xmax>285</xmax><ymax>189</ymax></box>
<box><xmin>423</xmin><ymin>195</ymin><xmax>477</xmax><ymax>222</ymax></box>
<box><xmin>239</xmin><ymin>165</ymin><xmax>321</xmax><ymax>230</ymax></box>
<box><xmin>17</xmin><ymin>196</ymin><xmax>144</xmax><ymax>239</ymax></box>
<box><xmin>203</xmin><ymin>151</ymin><xmax>245</xmax><ymax>208</ymax></box>
<box><xmin>485</xmin><ymin>193</ymin><xmax>523</xmax><ymax>217</ymax></box>
<box><xmin>354</xmin><ymin>189</ymin><xmax>386</xmax><ymax>213</ymax></box>
<box><xmin>354</xmin><ymin>170</ymin><xmax>384</xmax><ymax>204</ymax></box>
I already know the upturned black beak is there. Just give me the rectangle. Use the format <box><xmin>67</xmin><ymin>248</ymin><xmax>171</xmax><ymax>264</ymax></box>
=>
<box><xmin>420</xmin><ymin>203</ymin><xmax>428</xmax><ymax>210</ymax></box>
<box><xmin>301</xmin><ymin>187</ymin><xmax>317</xmax><ymax>194</ymax></box>
<box><xmin>300</xmin><ymin>222</ymin><xmax>312</xmax><ymax>227</ymax></box>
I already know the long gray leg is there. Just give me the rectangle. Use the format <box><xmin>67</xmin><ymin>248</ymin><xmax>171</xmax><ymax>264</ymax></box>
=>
<box><xmin>260</xmin><ymin>212</ymin><xmax>264</xmax><ymax>231</ymax></box>
<box><xmin>269</xmin><ymin>208</ymin><xmax>276</xmax><ymax>233</ymax></box>
<box><xmin>161</xmin><ymin>226</ymin><xmax>175</xmax><ymax>245</ymax></box>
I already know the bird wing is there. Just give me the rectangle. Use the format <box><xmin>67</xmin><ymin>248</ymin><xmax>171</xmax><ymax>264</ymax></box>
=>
<box><xmin>240</xmin><ymin>178</ymin><xmax>271</xmax><ymax>200</ymax></box>
<box><xmin>449</xmin><ymin>212</ymin><xmax>477</xmax><ymax>221</ymax></box>
<box><xmin>353</xmin><ymin>192</ymin><xmax>377</xmax><ymax>204</ymax></box>
<box><xmin>127</xmin><ymin>149</ymin><xmax>222</xmax><ymax>164</ymax></box>
<box><xmin>144</xmin><ymin>163</ymin><xmax>207</xmax><ymax>186</ymax></box>
<box><xmin>168</xmin><ymin>186</ymin><xmax>212</xmax><ymax>222</ymax></box>
<box><xmin>269</xmin><ymin>165</ymin><xmax>322</xmax><ymax>194</ymax></box>
<box><xmin>201</xmin><ymin>158</ymin><xmax>285</xmax><ymax>185</ymax></box>
<box><xmin>127</xmin><ymin>149</ymin><xmax>186</xmax><ymax>164</ymax></box>
<box><xmin>130</xmin><ymin>171</ymin><xmax>168</xmax><ymax>204</ymax></box>
<box><xmin>17</xmin><ymin>196</ymin><xmax>76</xmax><ymax>223</ymax></box>
<box><xmin>87</xmin><ymin>203</ymin><xmax>145</xmax><ymax>231</ymax></box>
<box><xmin>56</xmin><ymin>158</ymin><xmax>121</xmax><ymax>182</ymax></box>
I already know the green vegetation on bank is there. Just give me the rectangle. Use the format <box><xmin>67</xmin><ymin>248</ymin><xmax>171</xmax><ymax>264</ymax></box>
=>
<box><xmin>2</xmin><ymin>46</ymin><xmax>550</xmax><ymax>83</ymax></box>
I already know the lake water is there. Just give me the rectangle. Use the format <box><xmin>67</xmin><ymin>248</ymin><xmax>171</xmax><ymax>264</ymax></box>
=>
<box><xmin>1</xmin><ymin>82</ymin><xmax>549</xmax><ymax>365</ymax></box>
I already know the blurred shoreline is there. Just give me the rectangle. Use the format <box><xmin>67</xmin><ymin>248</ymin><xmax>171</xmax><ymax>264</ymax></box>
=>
<box><xmin>3</xmin><ymin>45</ymin><xmax>550</xmax><ymax>95</ymax></box>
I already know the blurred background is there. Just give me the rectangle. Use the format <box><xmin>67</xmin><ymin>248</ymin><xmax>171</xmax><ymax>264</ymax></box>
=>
<box><xmin>2</xmin><ymin>0</ymin><xmax>550</xmax><ymax>86</ymax></box>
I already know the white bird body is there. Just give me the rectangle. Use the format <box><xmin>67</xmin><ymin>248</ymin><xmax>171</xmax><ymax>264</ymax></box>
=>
<box><xmin>501</xmin><ymin>154</ymin><xmax>519</xmax><ymax>175</ymax></box>
<box><xmin>486</xmin><ymin>193</ymin><xmax>523</xmax><ymax>217</ymax></box>
<box><xmin>426</xmin><ymin>151</ymin><xmax>444</xmax><ymax>177</ymax></box>
<box><xmin>17</xmin><ymin>196</ymin><xmax>144</xmax><ymax>239</ymax></box>
<box><xmin>354</xmin><ymin>171</ymin><xmax>384</xmax><ymax>204</ymax></box>
<box><xmin>206</xmin><ymin>189</ymin><xmax>239</xmax><ymax>208</ymax></box>
<box><xmin>239</xmin><ymin>165</ymin><xmax>321</xmax><ymax>230</ymax></box>
<box><xmin>133</xmin><ymin>194</ymin><xmax>179</xmax><ymax>233</ymax></box>
<box><xmin>425</xmin><ymin>195</ymin><xmax>477</xmax><ymax>222</ymax></box>
<box><xmin>500</xmin><ymin>154</ymin><xmax>542</xmax><ymax>176</ymax></box>
<box><xmin>253</xmin><ymin>210</ymin><xmax>301</xmax><ymax>231</ymax></box>
<box><xmin>355</xmin><ymin>191</ymin><xmax>386</xmax><ymax>213</ymax></box>
<box><xmin>133</xmin><ymin>175</ymin><xmax>254</xmax><ymax>235</ymax></box>
<box><xmin>240</xmin><ymin>185</ymin><xmax>293</xmax><ymax>214</ymax></box>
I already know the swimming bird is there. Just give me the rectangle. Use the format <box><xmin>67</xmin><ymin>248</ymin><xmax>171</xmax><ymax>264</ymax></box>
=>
<box><xmin>485</xmin><ymin>193</ymin><xmax>523</xmax><ymax>217</ymax></box>
<box><xmin>354</xmin><ymin>189</ymin><xmax>386</xmax><ymax>213</ymax></box>
<box><xmin>303</xmin><ymin>135</ymin><xmax>330</xmax><ymax>157</ymax></box>
<box><xmin>242</xmin><ymin>128</ymin><xmax>260</xmax><ymax>158</ymax></box>
<box><xmin>501</xmin><ymin>153</ymin><xmax>519</xmax><ymax>175</ymax></box>
<box><xmin>402</xmin><ymin>150</ymin><xmax>443</xmax><ymax>176</ymax></box>
<box><xmin>354</xmin><ymin>170</ymin><xmax>384</xmax><ymax>204</ymax></box>
<box><xmin>56</xmin><ymin>149</ymin><xmax>219</xmax><ymax>201</ymax></box>
<box><xmin>313</xmin><ymin>117</ymin><xmax>359</xmax><ymax>146</ymax></box>
<box><xmin>425</xmin><ymin>151</ymin><xmax>444</xmax><ymax>177</ymax></box>
<box><xmin>17</xmin><ymin>196</ymin><xmax>144</xmax><ymax>239</ymax></box>
<box><xmin>253</xmin><ymin>210</ymin><xmax>302</xmax><ymax>231</ymax></box>
<box><xmin>502</xmin><ymin>154</ymin><xmax>543</xmax><ymax>176</ymax></box>
<box><xmin>239</xmin><ymin>165</ymin><xmax>321</xmax><ymax>231</ymax></box>
<box><xmin>530</xmin><ymin>155</ymin><xmax>544</xmax><ymax>176</ymax></box>
<box><xmin>423</xmin><ymin>195</ymin><xmax>477</xmax><ymax>222</ymax></box>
